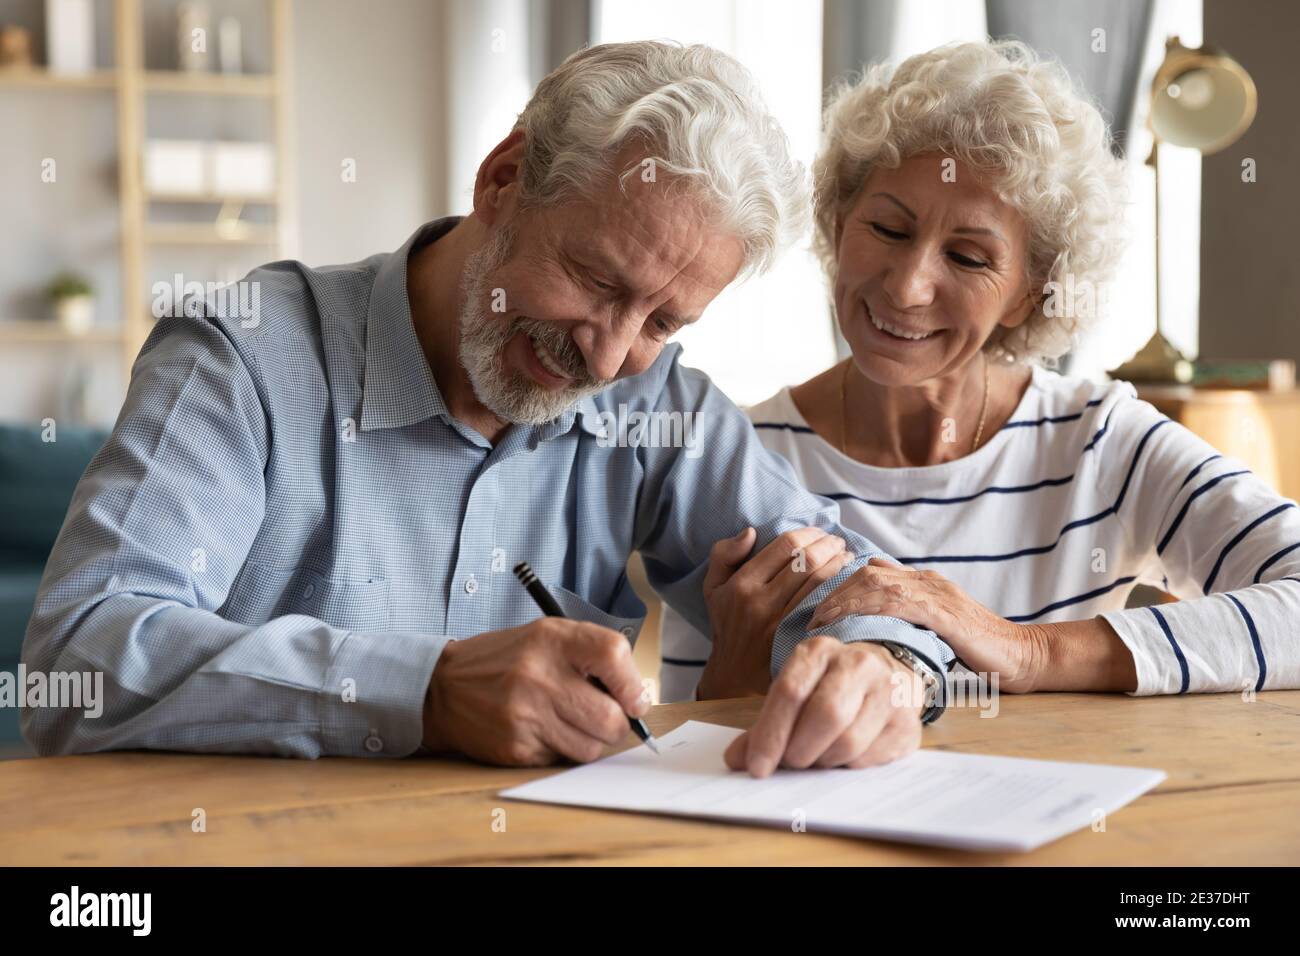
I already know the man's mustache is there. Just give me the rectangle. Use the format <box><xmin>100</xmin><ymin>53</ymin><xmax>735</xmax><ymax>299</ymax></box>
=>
<box><xmin>509</xmin><ymin>317</ymin><xmax>608</xmax><ymax>387</ymax></box>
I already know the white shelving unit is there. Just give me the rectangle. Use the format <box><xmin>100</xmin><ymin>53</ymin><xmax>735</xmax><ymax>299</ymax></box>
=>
<box><xmin>0</xmin><ymin>0</ymin><xmax>298</xmax><ymax>384</ymax></box>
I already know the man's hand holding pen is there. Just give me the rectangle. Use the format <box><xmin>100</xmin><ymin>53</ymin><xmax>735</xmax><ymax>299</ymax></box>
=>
<box><xmin>421</xmin><ymin>617</ymin><xmax>649</xmax><ymax>766</ymax></box>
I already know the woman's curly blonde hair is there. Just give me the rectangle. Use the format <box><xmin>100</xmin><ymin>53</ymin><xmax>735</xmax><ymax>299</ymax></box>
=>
<box><xmin>813</xmin><ymin>40</ymin><xmax>1130</xmax><ymax>364</ymax></box>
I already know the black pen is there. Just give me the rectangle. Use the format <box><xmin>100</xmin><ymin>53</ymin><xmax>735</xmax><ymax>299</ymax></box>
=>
<box><xmin>513</xmin><ymin>562</ymin><xmax>660</xmax><ymax>754</ymax></box>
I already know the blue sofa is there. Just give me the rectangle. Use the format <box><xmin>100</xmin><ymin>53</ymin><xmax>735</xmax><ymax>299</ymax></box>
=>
<box><xmin>0</xmin><ymin>422</ymin><xmax>108</xmax><ymax>755</ymax></box>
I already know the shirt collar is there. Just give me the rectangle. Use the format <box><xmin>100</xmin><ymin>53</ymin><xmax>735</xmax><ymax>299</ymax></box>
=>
<box><xmin>553</xmin><ymin>394</ymin><xmax>606</xmax><ymax>440</ymax></box>
<box><xmin>359</xmin><ymin>218</ymin><xmax>458</xmax><ymax>432</ymax></box>
<box><xmin>359</xmin><ymin>217</ymin><xmax>609</xmax><ymax>441</ymax></box>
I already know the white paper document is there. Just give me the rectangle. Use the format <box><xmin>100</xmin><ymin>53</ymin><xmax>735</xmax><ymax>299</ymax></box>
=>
<box><xmin>501</xmin><ymin>720</ymin><xmax>1166</xmax><ymax>852</ymax></box>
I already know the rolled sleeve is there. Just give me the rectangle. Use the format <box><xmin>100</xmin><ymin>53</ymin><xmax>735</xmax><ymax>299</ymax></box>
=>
<box><xmin>778</xmin><ymin>568</ymin><xmax>952</xmax><ymax>678</ymax></box>
<box><xmin>322</xmin><ymin>630</ymin><xmax>449</xmax><ymax>756</ymax></box>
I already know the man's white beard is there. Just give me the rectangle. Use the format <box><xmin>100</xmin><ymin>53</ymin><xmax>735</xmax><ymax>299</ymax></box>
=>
<box><xmin>457</xmin><ymin>224</ymin><xmax>610</xmax><ymax>425</ymax></box>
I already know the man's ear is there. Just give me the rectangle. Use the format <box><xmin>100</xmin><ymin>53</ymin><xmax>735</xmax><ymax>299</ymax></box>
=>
<box><xmin>473</xmin><ymin>129</ymin><xmax>527</xmax><ymax>226</ymax></box>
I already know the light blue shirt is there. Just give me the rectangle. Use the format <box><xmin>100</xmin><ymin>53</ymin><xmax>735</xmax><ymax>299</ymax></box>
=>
<box><xmin>22</xmin><ymin>218</ymin><xmax>953</xmax><ymax>758</ymax></box>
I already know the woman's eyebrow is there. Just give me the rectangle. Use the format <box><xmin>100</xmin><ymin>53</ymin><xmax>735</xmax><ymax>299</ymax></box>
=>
<box><xmin>870</xmin><ymin>192</ymin><xmax>1008</xmax><ymax>246</ymax></box>
<box><xmin>954</xmin><ymin>226</ymin><xmax>1008</xmax><ymax>246</ymax></box>
<box><xmin>871</xmin><ymin>192</ymin><xmax>917</xmax><ymax>219</ymax></box>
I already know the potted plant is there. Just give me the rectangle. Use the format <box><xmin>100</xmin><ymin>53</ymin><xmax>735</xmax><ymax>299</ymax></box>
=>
<box><xmin>47</xmin><ymin>272</ymin><xmax>94</xmax><ymax>335</ymax></box>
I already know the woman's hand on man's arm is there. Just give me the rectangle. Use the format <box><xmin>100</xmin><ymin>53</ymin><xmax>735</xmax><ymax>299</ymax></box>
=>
<box><xmin>806</xmin><ymin>557</ymin><xmax>1138</xmax><ymax>693</ymax></box>
<box><xmin>696</xmin><ymin>526</ymin><xmax>850</xmax><ymax>700</ymax></box>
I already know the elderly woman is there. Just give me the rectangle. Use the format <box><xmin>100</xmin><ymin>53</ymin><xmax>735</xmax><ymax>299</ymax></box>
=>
<box><xmin>663</xmin><ymin>40</ymin><xmax>1300</xmax><ymax>704</ymax></box>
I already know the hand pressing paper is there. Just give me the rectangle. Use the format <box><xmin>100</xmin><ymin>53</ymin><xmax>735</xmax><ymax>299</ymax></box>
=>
<box><xmin>500</xmin><ymin>720</ymin><xmax>1166</xmax><ymax>852</ymax></box>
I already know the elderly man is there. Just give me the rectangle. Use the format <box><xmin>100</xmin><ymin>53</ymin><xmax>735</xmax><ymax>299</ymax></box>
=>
<box><xmin>22</xmin><ymin>42</ymin><xmax>953</xmax><ymax>776</ymax></box>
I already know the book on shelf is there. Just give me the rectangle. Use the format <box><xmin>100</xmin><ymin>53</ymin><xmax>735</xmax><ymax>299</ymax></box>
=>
<box><xmin>1192</xmin><ymin>359</ymin><xmax>1296</xmax><ymax>391</ymax></box>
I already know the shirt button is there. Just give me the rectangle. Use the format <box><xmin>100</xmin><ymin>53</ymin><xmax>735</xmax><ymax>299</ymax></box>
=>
<box><xmin>364</xmin><ymin>734</ymin><xmax>383</xmax><ymax>753</ymax></box>
<box><xmin>464</xmin><ymin>575</ymin><xmax>478</xmax><ymax>595</ymax></box>
<box><xmin>620</xmin><ymin>626</ymin><xmax>635</xmax><ymax>638</ymax></box>
<box><xmin>302</xmin><ymin>582</ymin><xmax>315</xmax><ymax>599</ymax></box>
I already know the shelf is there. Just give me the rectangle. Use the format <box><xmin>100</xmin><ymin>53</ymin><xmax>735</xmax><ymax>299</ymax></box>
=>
<box><xmin>0</xmin><ymin>68</ymin><xmax>117</xmax><ymax>91</ymax></box>
<box><xmin>147</xmin><ymin>192</ymin><xmax>279</xmax><ymax>204</ymax></box>
<box><xmin>0</xmin><ymin>69</ymin><xmax>275</xmax><ymax>98</ymax></box>
<box><xmin>1137</xmin><ymin>384</ymin><xmax>1300</xmax><ymax>405</ymax></box>
<box><xmin>1</xmin><ymin>0</ymin><xmax>295</xmax><ymax>392</ymax></box>
<box><xmin>145</xmin><ymin>223</ymin><xmax>279</xmax><ymax>245</ymax></box>
<box><xmin>142</xmin><ymin>71</ymin><xmax>275</xmax><ymax>96</ymax></box>
<box><xmin>0</xmin><ymin>320</ymin><xmax>124</xmax><ymax>344</ymax></box>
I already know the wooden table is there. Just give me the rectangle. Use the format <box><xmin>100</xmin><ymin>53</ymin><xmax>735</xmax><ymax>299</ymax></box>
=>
<box><xmin>1</xmin><ymin>692</ymin><xmax>1297</xmax><ymax>865</ymax></box>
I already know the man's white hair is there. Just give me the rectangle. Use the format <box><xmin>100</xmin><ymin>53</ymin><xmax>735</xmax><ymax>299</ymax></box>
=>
<box><xmin>814</xmin><ymin>40</ymin><xmax>1130</xmax><ymax>364</ymax></box>
<box><xmin>515</xmin><ymin>41</ymin><xmax>811</xmax><ymax>279</ymax></box>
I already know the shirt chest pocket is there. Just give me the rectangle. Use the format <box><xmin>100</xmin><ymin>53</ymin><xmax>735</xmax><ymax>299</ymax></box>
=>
<box><xmin>548</xmin><ymin>583</ymin><xmax>646</xmax><ymax>646</ymax></box>
<box><xmin>224</xmin><ymin>561</ymin><xmax>392</xmax><ymax>632</ymax></box>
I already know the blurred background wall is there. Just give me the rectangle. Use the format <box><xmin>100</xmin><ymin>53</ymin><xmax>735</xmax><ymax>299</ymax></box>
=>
<box><xmin>2</xmin><ymin>0</ymin><xmax>1294</xmax><ymax>426</ymax></box>
<box><xmin>0</xmin><ymin>0</ymin><xmax>445</xmax><ymax>424</ymax></box>
<box><xmin>1199</xmin><ymin>0</ymin><xmax>1300</xmax><ymax>365</ymax></box>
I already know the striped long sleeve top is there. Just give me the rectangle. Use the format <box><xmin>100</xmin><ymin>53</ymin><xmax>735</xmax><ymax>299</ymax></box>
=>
<box><xmin>659</xmin><ymin>365</ymin><xmax>1300</xmax><ymax>702</ymax></box>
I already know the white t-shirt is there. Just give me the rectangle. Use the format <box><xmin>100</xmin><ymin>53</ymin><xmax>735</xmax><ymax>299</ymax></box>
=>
<box><xmin>659</xmin><ymin>365</ymin><xmax>1300</xmax><ymax>702</ymax></box>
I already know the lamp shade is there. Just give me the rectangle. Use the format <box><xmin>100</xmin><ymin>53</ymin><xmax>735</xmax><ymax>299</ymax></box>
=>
<box><xmin>1150</xmin><ymin>38</ymin><xmax>1257</xmax><ymax>154</ymax></box>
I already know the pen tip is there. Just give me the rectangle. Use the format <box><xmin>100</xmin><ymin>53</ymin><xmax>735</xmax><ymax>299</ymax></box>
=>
<box><xmin>644</xmin><ymin>736</ymin><xmax>661</xmax><ymax>754</ymax></box>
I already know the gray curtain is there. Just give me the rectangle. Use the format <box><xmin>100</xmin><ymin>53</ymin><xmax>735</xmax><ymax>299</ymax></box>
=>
<box><xmin>986</xmin><ymin>0</ymin><xmax>1154</xmax><ymax>156</ymax></box>
<box><xmin>825</xmin><ymin>1</ymin><xmax>1154</xmax><ymax>154</ymax></box>
<box><xmin>528</xmin><ymin>0</ymin><xmax>594</xmax><ymax>85</ymax></box>
<box><xmin>986</xmin><ymin>0</ymin><xmax>1155</xmax><ymax>373</ymax></box>
<box><xmin>823</xmin><ymin>0</ymin><xmax>902</xmax><ymax>98</ymax></box>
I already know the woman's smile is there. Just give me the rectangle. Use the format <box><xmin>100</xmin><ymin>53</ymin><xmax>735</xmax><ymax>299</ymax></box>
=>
<box><xmin>861</xmin><ymin>300</ymin><xmax>944</xmax><ymax>347</ymax></box>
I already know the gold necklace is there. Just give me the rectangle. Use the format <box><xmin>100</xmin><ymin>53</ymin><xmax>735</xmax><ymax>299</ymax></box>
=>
<box><xmin>839</xmin><ymin>354</ymin><xmax>992</xmax><ymax>458</ymax></box>
<box><xmin>971</xmin><ymin>353</ymin><xmax>991</xmax><ymax>453</ymax></box>
<box><xmin>838</xmin><ymin>359</ymin><xmax>852</xmax><ymax>456</ymax></box>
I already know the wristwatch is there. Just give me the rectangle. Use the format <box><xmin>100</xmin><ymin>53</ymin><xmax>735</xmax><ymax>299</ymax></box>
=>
<box><xmin>880</xmin><ymin>642</ymin><xmax>946</xmax><ymax>724</ymax></box>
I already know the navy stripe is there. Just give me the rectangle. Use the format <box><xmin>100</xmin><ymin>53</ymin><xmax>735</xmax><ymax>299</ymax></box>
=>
<box><xmin>1148</xmin><ymin>606</ymin><xmax>1190</xmax><ymax>694</ymax></box>
<box><xmin>661</xmin><ymin>656</ymin><xmax>707</xmax><ymax>667</ymax></box>
<box><xmin>1225</xmin><ymin>594</ymin><xmax>1267</xmax><ymax>692</ymax></box>
<box><xmin>1255</xmin><ymin>543</ymin><xmax>1300</xmax><ymax>583</ymax></box>
<box><xmin>822</xmin><ymin>473</ymin><xmax>1075</xmax><ymax>508</ymax></box>
<box><xmin>1180</xmin><ymin>454</ymin><xmax>1221</xmax><ymax>490</ymax></box>
<box><xmin>1204</xmin><ymin>503</ymin><xmax>1298</xmax><ymax>593</ymax></box>
<box><xmin>1081</xmin><ymin>403</ymin><xmax>1120</xmax><ymax>452</ymax></box>
<box><xmin>759</xmin><ymin>399</ymin><xmax>1119</xmax><ymax>510</ymax></box>
<box><xmin>1112</xmin><ymin>420</ymin><xmax>1171</xmax><ymax>509</ymax></box>
<box><xmin>758</xmin><ymin>396</ymin><xmax>1110</xmax><ymax>444</ymax></box>
<box><xmin>1003</xmin><ymin>397</ymin><xmax>1104</xmax><ymax>429</ymax></box>
<box><xmin>1005</xmin><ymin>574</ymin><xmax>1137</xmax><ymax>623</ymax></box>
<box><xmin>1156</xmin><ymin>470</ymin><xmax>1249</xmax><ymax>555</ymax></box>
<box><xmin>897</xmin><ymin>419</ymin><xmax>1169</xmax><ymax>565</ymax></box>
